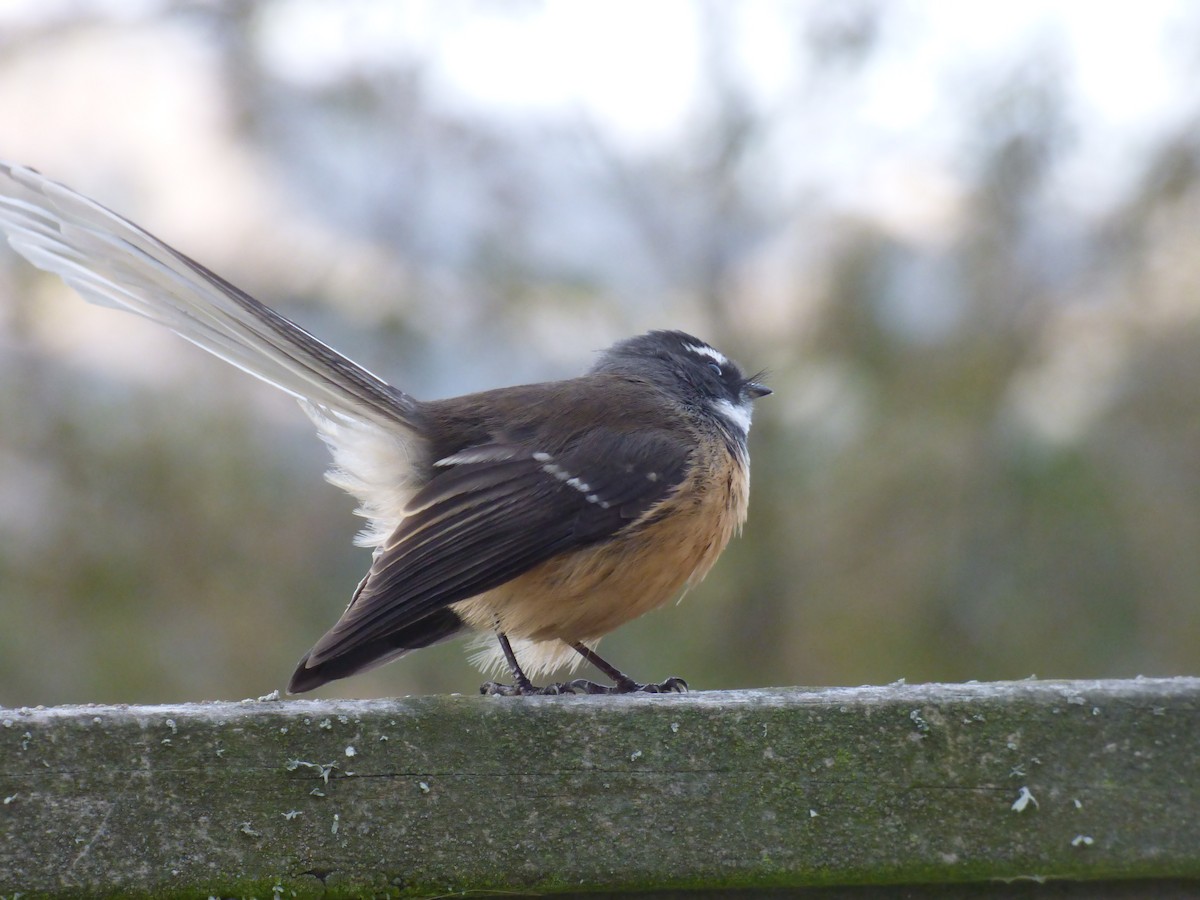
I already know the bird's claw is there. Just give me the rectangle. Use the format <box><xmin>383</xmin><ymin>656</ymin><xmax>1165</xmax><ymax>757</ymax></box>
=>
<box><xmin>481</xmin><ymin>676</ymin><xmax>688</xmax><ymax>696</ymax></box>
<box><xmin>561</xmin><ymin>676</ymin><xmax>689</xmax><ymax>695</ymax></box>
<box><xmin>644</xmin><ymin>676</ymin><xmax>689</xmax><ymax>693</ymax></box>
<box><xmin>480</xmin><ymin>680</ymin><xmax>579</xmax><ymax>696</ymax></box>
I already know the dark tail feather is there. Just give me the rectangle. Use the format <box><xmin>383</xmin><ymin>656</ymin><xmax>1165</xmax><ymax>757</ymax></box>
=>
<box><xmin>287</xmin><ymin>608</ymin><xmax>467</xmax><ymax>693</ymax></box>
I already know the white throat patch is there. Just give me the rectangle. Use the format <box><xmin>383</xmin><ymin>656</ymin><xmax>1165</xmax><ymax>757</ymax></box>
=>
<box><xmin>711</xmin><ymin>397</ymin><xmax>753</xmax><ymax>437</ymax></box>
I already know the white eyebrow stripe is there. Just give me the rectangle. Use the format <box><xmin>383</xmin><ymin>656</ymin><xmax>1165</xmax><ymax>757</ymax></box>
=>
<box><xmin>711</xmin><ymin>398</ymin><xmax>753</xmax><ymax>436</ymax></box>
<box><xmin>684</xmin><ymin>343</ymin><xmax>728</xmax><ymax>367</ymax></box>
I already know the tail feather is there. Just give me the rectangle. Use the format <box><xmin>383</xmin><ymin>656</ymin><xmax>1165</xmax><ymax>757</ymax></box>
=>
<box><xmin>0</xmin><ymin>162</ymin><xmax>420</xmax><ymax>430</ymax></box>
<box><xmin>288</xmin><ymin>607</ymin><xmax>467</xmax><ymax>693</ymax></box>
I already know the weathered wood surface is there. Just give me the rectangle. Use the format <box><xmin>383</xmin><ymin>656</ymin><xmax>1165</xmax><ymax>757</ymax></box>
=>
<box><xmin>1</xmin><ymin>678</ymin><xmax>1198</xmax><ymax>897</ymax></box>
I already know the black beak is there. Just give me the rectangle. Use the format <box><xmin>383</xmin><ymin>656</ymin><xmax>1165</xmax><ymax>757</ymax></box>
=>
<box><xmin>744</xmin><ymin>382</ymin><xmax>772</xmax><ymax>400</ymax></box>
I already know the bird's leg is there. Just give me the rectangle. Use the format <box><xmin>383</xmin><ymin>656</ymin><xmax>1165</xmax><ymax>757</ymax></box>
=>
<box><xmin>564</xmin><ymin>642</ymin><xmax>688</xmax><ymax>694</ymax></box>
<box><xmin>480</xmin><ymin>632</ymin><xmax>536</xmax><ymax>695</ymax></box>
<box><xmin>480</xmin><ymin>632</ymin><xmax>577</xmax><ymax>696</ymax></box>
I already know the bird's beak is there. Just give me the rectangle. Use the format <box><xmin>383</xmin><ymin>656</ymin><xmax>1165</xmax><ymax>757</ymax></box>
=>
<box><xmin>744</xmin><ymin>382</ymin><xmax>772</xmax><ymax>400</ymax></box>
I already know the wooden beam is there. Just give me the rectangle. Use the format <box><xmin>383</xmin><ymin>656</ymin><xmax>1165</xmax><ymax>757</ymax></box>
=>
<box><xmin>2</xmin><ymin>678</ymin><xmax>1198</xmax><ymax>896</ymax></box>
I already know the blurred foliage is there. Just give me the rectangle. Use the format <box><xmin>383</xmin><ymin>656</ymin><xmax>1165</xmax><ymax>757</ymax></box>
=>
<box><xmin>1</xmin><ymin>2</ymin><xmax>1200</xmax><ymax>705</ymax></box>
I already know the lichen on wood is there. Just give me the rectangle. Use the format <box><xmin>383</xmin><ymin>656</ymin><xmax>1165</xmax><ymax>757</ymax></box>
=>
<box><xmin>2</xmin><ymin>678</ymin><xmax>1199</xmax><ymax>897</ymax></box>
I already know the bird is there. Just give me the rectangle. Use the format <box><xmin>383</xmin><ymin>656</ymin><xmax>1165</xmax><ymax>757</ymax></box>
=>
<box><xmin>0</xmin><ymin>162</ymin><xmax>770</xmax><ymax>696</ymax></box>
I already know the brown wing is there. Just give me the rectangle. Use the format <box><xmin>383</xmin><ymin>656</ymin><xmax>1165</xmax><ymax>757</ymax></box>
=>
<box><xmin>299</xmin><ymin>427</ymin><xmax>693</xmax><ymax>670</ymax></box>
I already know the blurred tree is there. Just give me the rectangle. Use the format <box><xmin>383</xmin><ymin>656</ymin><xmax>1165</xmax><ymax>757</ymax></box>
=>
<box><xmin>1</xmin><ymin>1</ymin><xmax>1199</xmax><ymax>705</ymax></box>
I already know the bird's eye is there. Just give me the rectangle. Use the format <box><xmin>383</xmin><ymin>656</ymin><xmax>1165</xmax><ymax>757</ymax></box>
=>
<box><xmin>708</xmin><ymin>362</ymin><xmax>723</xmax><ymax>377</ymax></box>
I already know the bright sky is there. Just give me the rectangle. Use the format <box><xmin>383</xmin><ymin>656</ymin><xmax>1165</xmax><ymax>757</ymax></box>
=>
<box><xmin>246</xmin><ymin>0</ymin><xmax>1195</xmax><ymax>217</ymax></box>
<box><xmin>2</xmin><ymin>0</ymin><xmax>1191</xmax><ymax>210</ymax></box>
<box><xmin>252</xmin><ymin>3</ymin><xmax>1183</xmax><ymax>130</ymax></box>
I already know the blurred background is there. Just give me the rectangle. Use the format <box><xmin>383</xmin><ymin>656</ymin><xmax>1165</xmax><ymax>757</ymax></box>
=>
<box><xmin>2</xmin><ymin>1</ymin><xmax>1199</xmax><ymax>706</ymax></box>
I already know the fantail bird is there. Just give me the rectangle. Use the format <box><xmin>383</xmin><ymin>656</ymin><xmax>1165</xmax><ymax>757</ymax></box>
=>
<box><xmin>0</xmin><ymin>163</ymin><xmax>770</xmax><ymax>695</ymax></box>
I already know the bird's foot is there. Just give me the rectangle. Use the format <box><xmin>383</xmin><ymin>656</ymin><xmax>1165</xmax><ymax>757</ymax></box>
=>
<box><xmin>479</xmin><ymin>680</ymin><xmax>579</xmax><ymax>696</ymax></box>
<box><xmin>478</xmin><ymin>676</ymin><xmax>687</xmax><ymax>695</ymax></box>
<box><xmin>643</xmin><ymin>676</ymin><xmax>689</xmax><ymax>694</ymax></box>
<box><xmin>562</xmin><ymin>676</ymin><xmax>689</xmax><ymax>695</ymax></box>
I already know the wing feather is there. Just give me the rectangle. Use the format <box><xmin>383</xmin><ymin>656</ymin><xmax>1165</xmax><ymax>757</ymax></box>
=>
<box><xmin>303</xmin><ymin>429</ymin><xmax>692</xmax><ymax>667</ymax></box>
